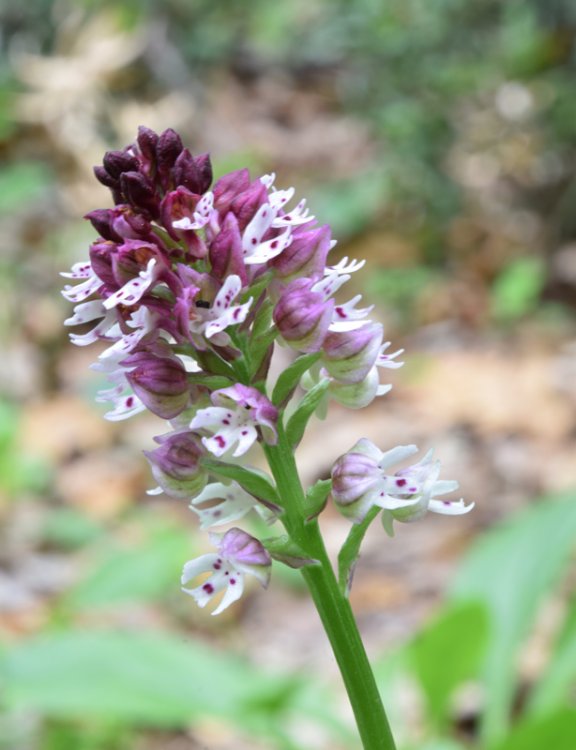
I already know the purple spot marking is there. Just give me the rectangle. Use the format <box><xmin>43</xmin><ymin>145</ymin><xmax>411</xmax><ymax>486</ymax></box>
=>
<box><xmin>335</xmin><ymin>306</ymin><xmax>346</xmax><ymax>319</ymax></box>
<box><xmin>213</xmin><ymin>561</ymin><xmax>222</xmax><ymax>570</ymax></box>
<box><xmin>409</xmin><ymin>486</ymin><xmax>417</xmax><ymax>493</ymax></box>
<box><xmin>241</xmin><ymin>430</ymin><xmax>248</xmax><ymax>436</ymax></box>
<box><xmin>215</xmin><ymin>435</ymin><xmax>226</xmax><ymax>449</ymax></box>
<box><xmin>229</xmin><ymin>578</ymin><xmax>236</xmax><ymax>585</ymax></box>
<box><xmin>443</xmin><ymin>501</ymin><xmax>452</xmax><ymax>506</ymax></box>
<box><xmin>270</xmin><ymin>241</ymin><xmax>278</xmax><ymax>249</ymax></box>
<box><xmin>233</xmin><ymin>308</ymin><xmax>241</xmax><ymax>320</ymax></box>
<box><xmin>202</xmin><ymin>583</ymin><xmax>214</xmax><ymax>594</ymax></box>
<box><xmin>396</xmin><ymin>478</ymin><xmax>407</xmax><ymax>487</ymax></box>
<box><xmin>126</xmin><ymin>397</ymin><xmax>134</xmax><ymax>407</ymax></box>
<box><xmin>252</xmin><ymin>238</ymin><xmax>258</xmax><ymax>245</ymax></box>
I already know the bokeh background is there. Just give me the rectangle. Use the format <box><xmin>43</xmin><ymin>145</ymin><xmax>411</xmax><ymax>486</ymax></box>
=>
<box><xmin>1</xmin><ymin>2</ymin><xmax>576</xmax><ymax>749</ymax></box>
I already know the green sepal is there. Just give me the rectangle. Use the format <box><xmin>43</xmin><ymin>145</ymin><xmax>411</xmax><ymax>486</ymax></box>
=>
<box><xmin>337</xmin><ymin>506</ymin><xmax>380</xmax><ymax>596</ymax></box>
<box><xmin>250</xmin><ymin>326</ymin><xmax>278</xmax><ymax>377</ymax></box>
<box><xmin>304</xmin><ymin>478</ymin><xmax>332</xmax><ymax>522</ymax></box>
<box><xmin>242</xmin><ymin>271</ymin><xmax>273</xmax><ymax>306</ymax></box>
<box><xmin>262</xmin><ymin>534</ymin><xmax>319</xmax><ymax>569</ymax></box>
<box><xmin>200</xmin><ymin>459</ymin><xmax>280</xmax><ymax>508</ymax></box>
<box><xmin>272</xmin><ymin>352</ymin><xmax>321</xmax><ymax>407</ymax></box>
<box><xmin>195</xmin><ymin>350</ymin><xmax>235</xmax><ymax>378</ymax></box>
<box><xmin>285</xmin><ymin>378</ymin><xmax>330</xmax><ymax>449</ymax></box>
<box><xmin>186</xmin><ymin>374</ymin><xmax>234</xmax><ymax>390</ymax></box>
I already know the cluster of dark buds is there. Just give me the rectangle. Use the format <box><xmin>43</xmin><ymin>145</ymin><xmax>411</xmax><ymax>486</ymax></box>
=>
<box><xmin>62</xmin><ymin>127</ymin><xmax>473</xmax><ymax>614</ymax></box>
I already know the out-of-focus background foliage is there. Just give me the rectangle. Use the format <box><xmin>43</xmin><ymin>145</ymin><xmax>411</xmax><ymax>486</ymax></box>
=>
<box><xmin>1</xmin><ymin>1</ymin><xmax>576</xmax><ymax>748</ymax></box>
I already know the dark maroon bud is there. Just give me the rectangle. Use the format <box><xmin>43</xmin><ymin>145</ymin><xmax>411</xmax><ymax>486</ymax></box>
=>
<box><xmin>122</xmin><ymin>210</ymin><xmax>151</xmax><ymax>237</ymax></box>
<box><xmin>171</xmin><ymin>149</ymin><xmax>202</xmax><ymax>192</ymax></box>
<box><xmin>102</xmin><ymin>149</ymin><xmax>139</xmax><ymax>179</ymax></box>
<box><xmin>192</xmin><ymin>153</ymin><xmax>213</xmax><ymax>194</ymax></box>
<box><xmin>93</xmin><ymin>165</ymin><xmax>118</xmax><ymax>189</ymax></box>
<box><xmin>229</xmin><ymin>181</ymin><xmax>268</xmax><ymax>231</ymax></box>
<box><xmin>156</xmin><ymin>128</ymin><xmax>184</xmax><ymax>177</ymax></box>
<box><xmin>85</xmin><ymin>209</ymin><xmax>122</xmax><ymax>242</ymax></box>
<box><xmin>137</xmin><ymin>125</ymin><xmax>159</xmax><ymax>163</ymax></box>
<box><xmin>120</xmin><ymin>171</ymin><xmax>159</xmax><ymax>218</ymax></box>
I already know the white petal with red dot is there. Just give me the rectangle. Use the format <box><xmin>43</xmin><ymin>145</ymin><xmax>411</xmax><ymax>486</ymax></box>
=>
<box><xmin>102</xmin><ymin>258</ymin><xmax>158</xmax><ymax>310</ymax></box>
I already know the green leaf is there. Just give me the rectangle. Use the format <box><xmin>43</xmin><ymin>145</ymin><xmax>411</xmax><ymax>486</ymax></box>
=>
<box><xmin>304</xmin><ymin>478</ymin><xmax>332</xmax><ymax>521</ymax></box>
<box><xmin>285</xmin><ymin>378</ymin><xmax>330</xmax><ymax>448</ymax></box>
<box><xmin>272</xmin><ymin>353</ymin><xmax>321</xmax><ymax>407</ymax></box>
<box><xmin>488</xmin><ymin>709</ymin><xmax>576</xmax><ymax>750</ymax></box>
<box><xmin>410</xmin><ymin>601</ymin><xmax>488</xmax><ymax>729</ymax></box>
<box><xmin>450</xmin><ymin>494</ymin><xmax>576</xmax><ymax>743</ymax></box>
<box><xmin>528</xmin><ymin>596</ymin><xmax>576</xmax><ymax>716</ymax></box>
<box><xmin>262</xmin><ymin>534</ymin><xmax>319</xmax><ymax>569</ymax></box>
<box><xmin>201</xmin><ymin>459</ymin><xmax>279</xmax><ymax>505</ymax></box>
<box><xmin>0</xmin><ymin>629</ymin><xmax>297</xmax><ymax>728</ymax></box>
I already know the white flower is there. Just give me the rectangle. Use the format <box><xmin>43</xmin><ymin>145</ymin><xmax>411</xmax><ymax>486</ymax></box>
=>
<box><xmin>190</xmin><ymin>384</ymin><xmax>278</xmax><ymax>457</ymax></box>
<box><xmin>181</xmin><ymin>528</ymin><xmax>271</xmax><ymax>615</ymax></box>
<box><xmin>190</xmin><ymin>481</ymin><xmax>274</xmax><ymax>529</ymax></box>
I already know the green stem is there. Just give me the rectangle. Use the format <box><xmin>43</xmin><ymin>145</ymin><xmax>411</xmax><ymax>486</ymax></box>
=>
<box><xmin>264</xmin><ymin>429</ymin><xmax>397</xmax><ymax>750</ymax></box>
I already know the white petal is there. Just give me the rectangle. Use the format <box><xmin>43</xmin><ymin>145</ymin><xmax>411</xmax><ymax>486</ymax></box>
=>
<box><xmin>231</xmin><ymin>424</ymin><xmax>258</xmax><ymax>457</ymax></box>
<box><xmin>212</xmin><ymin>574</ymin><xmax>245</xmax><ymax>615</ymax></box>
<box><xmin>60</xmin><ymin>261</ymin><xmax>94</xmax><ymax>279</ymax></box>
<box><xmin>103</xmin><ymin>259</ymin><xmax>157</xmax><ymax>310</ymax></box>
<box><xmin>64</xmin><ymin>300</ymin><xmax>107</xmax><ymax>326</ymax></box>
<box><xmin>242</xmin><ymin>203</ymin><xmax>278</xmax><ymax>254</ymax></box>
<box><xmin>378</xmin><ymin>444</ymin><xmax>419</xmax><ymax>470</ymax></box>
<box><xmin>428</xmin><ymin>499</ymin><xmax>475</xmax><ymax>516</ymax></box>
<box><xmin>243</xmin><ymin>227</ymin><xmax>292</xmax><ymax>265</ymax></box>
<box><xmin>181</xmin><ymin>554</ymin><xmax>219</xmax><ymax>584</ymax></box>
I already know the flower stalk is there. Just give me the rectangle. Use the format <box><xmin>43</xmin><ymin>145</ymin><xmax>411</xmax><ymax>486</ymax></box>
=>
<box><xmin>61</xmin><ymin>126</ymin><xmax>474</xmax><ymax>749</ymax></box>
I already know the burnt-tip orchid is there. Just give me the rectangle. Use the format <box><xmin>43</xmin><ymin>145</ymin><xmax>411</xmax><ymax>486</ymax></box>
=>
<box><xmin>61</xmin><ymin>125</ymin><xmax>473</xmax><ymax>748</ymax></box>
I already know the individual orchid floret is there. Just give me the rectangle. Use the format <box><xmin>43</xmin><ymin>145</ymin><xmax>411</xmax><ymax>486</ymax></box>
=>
<box><xmin>61</xmin><ymin>261</ymin><xmax>103</xmax><ymax>303</ymax></box>
<box><xmin>183</xmin><ymin>274</ymin><xmax>252</xmax><ymax>349</ymax></box>
<box><xmin>190</xmin><ymin>384</ymin><xmax>278</xmax><ymax>457</ymax></box>
<box><xmin>241</xmin><ymin>203</ymin><xmax>293</xmax><ymax>265</ymax></box>
<box><xmin>321</xmin><ymin>322</ymin><xmax>384</xmax><ymax>384</ymax></box>
<box><xmin>273</xmin><ymin>278</ymin><xmax>335</xmax><ymax>353</ymax></box>
<box><xmin>181</xmin><ymin>528</ymin><xmax>271</xmax><ymax>615</ymax></box>
<box><xmin>190</xmin><ymin>481</ymin><xmax>275</xmax><ymax>529</ymax></box>
<box><xmin>268</xmin><ymin>224</ymin><xmax>334</xmax><ymax>283</ymax></box>
<box><xmin>331</xmin><ymin>439</ymin><xmax>473</xmax><ymax>531</ymax></box>
<box><xmin>144</xmin><ymin>430</ymin><xmax>208</xmax><ymax>498</ymax></box>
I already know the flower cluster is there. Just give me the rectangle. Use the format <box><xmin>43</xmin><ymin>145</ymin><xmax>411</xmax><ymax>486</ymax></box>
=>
<box><xmin>62</xmin><ymin>126</ymin><xmax>471</xmax><ymax>614</ymax></box>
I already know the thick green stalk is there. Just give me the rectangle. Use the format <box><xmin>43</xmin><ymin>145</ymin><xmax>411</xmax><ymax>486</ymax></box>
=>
<box><xmin>264</xmin><ymin>429</ymin><xmax>397</xmax><ymax>750</ymax></box>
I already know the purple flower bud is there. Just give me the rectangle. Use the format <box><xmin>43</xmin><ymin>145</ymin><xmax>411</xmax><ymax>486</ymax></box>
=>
<box><xmin>269</xmin><ymin>224</ymin><xmax>332</xmax><ymax>282</ymax></box>
<box><xmin>171</xmin><ymin>149</ymin><xmax>213</xmax><ymax>194</ymax></box>
<box><xmin>213</xmin><ymin>168</ymin><xmax>251</xmax><ymax>215</ymax></box>
<box><xmin>124</xmin><ymin>347</ymin><xmax>190</xmax><ymax>419</ymax></box>
<box><xmin>93</xmin><ymin>165</ymin><xmax>118</xmax><ymax>189</ymax></box>
<box><xmin>192</xmin><ymin>153</ymin><xmax>213</xmax><ymax>195</ymax></box>
<box><xmin>89</xmin><ymin>239</ymin><xmax>117</xmax><ymax>286</ymax></box>
<box><xmin>86</xmin><ymin>209</ymin><xmax>122</xmax><ymax>243</ymax></box>
<box><xmin>322</xmin><ymin>322</ymin><xmax>383</xmax><ymax>384</ymax></box>
<box><xmin>137</xmin><ymin>125</ymin><xmax>159</xmax><ymax>166</ymax></box>
<box><xmin>156</xmin><ymin>128</ymin><xmax>184</xmax><ymax>181</ymax></box>
<box><xmin>273</xmin><ymin>279</ymin><xmax>334</xmax><ymax>353</ymax></box>
<box><xmin>102</xmin><ymin>149</ymin><xmax>139</xmax><ymax>179</ymax></box>
<box><xmin>229</xmin><ymin>181</ymin><xmax>268</xmax><ymax>231</ymax></box>
<box><xmin>331</xmin><ymin>450</ymin><xmax>383</xmax><ymax>518</ymax></box>
<box><xmin>219</xmin><ymin>527</ymin><xmax>272</xmax><ymax>568</ymax></box>
<box><xmin>144</xmin><ymin>430</ymin><xmax>207</xmax><ymax>498</ymax></box>
<box><xmin>120</xmin><ymin>172</ymin><xmax>159</xmax><ymax>218</ymax></box>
